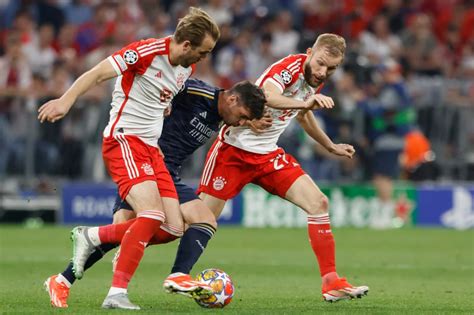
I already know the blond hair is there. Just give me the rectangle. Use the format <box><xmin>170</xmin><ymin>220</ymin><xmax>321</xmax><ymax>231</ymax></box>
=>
<box><xmin>314</xmin><ymin>33</ymin><xmax>346</xmax><ymax>57</ymax></box>
<box><xmin>174</xmin><ymin>7</ymin><xmax>220</xmax><ymax>47</ymax></box>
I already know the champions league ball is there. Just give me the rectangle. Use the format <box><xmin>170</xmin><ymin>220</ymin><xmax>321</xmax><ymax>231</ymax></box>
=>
<box><xmin>195</xmin><ymin>268</ymin><xmax>234</xmax><ymax>308</ymax></box>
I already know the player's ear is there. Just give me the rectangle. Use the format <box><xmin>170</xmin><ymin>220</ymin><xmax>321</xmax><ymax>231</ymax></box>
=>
<box><xmin>228</xmin><ymin>94</ymin><xmax>237</xmax><ymax>105</ymax></box>
<box><xmin>306</xmin><ymin>47</ymin><xmax>313</xmax><ymax>56</ymax></box>
<box><xmin>182</xmin><ymin>40</ymin><xmax>192</xmax><ymax>52</ymax></box>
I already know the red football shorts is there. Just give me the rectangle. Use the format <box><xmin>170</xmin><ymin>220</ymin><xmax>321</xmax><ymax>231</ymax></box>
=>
<box><xmin>197</xmin><ymin>139</ymin><xmax>306</xmax><ymax>200</ymax></box>
<box><xmin>102</xmin><ymin>134</ymin><xmax>177</xmax><ymax>200</ymax></box>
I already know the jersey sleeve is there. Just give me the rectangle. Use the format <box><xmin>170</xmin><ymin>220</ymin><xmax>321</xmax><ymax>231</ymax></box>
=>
<box><xmin>107</xmin><ymin>38</ymin><xmax>160</xmax><ymax>76</ymax></box>
<box><xmin>257</xmin><ymin>55</ymin><xmax>304</xmax><ymax>93</ymax></box>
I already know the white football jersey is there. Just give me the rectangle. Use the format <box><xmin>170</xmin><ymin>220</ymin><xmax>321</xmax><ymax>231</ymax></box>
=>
<box><xmin>222</xmin><ymin>54</ymin><xmax>322</xmax><ymax>154</ymax></box>
<box><xmin>103</xmin><ymin>36</ymin><xmax>194</xmax><ymax>147</ymax></box>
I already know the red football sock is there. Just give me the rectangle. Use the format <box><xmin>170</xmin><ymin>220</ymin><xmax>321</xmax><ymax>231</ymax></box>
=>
<box><xmin>99</xmin><ymin>219</ymin><xmax>137</xmax><ymax>244</ymax></box>
<box><xmin>112</xmin><ymin>210</ymin><xmax>165</xmax><ymax>288</ymax></box>
<box><xmin>99</xmin><ymin>220</ymin><xmax>182</xmax><ymax>245</ymax></box>
<box><xmin>149</xmin><ymin>223</ymin><xmax>182</xmax><ymax>245</ymax></box>
<box><xmin>307</xmin><ymin>214</ymin><xmax>337</xmax><ymax>277</ymax></box>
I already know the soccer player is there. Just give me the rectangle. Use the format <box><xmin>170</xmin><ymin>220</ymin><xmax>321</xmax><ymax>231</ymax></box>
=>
<box><xmin>194</xmin><ymin>33</ymin><xmax>369</xmax><ymax>302</ymax></box>
<box><xmin>43</xmin><ymin>78</ymin><xmax>267</xmax><ymax>308</ymax></box>
<box><xmin>39</xmin><ymin>7</ymin><xmax>220</xmax><ymax>310</ymax></box>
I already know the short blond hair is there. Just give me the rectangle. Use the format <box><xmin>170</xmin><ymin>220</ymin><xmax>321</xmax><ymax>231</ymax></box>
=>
<box><xmin>174</xmin><ymin>7</ymin><xmax>220</xmax><ymax>47</ymax></box>
<box><xmin>314</xmin><ymin>33</ymin><xmax>346</xmax><ymax>57</ymax></box>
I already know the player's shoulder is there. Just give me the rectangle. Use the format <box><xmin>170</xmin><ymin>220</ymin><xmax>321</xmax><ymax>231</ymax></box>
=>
<box><xmin>184</xmin><ymin>79</ymin><xmax>218</xmax><ymax>100</ymax></box>
<box><xmin>134</xmin><ymin>36</ymin><xmax>170</xmax><ymax>57</ymax></box>
<box><xmin>258</xmin><ymin>54</ymin><xmax>307</xmax><ymax>89</ymax></box>
<box><xmin>275</xmin><ymin>54</ymin><xmax>307</xmax><ymax>71</ymax></box>
<box><xmin>263</xmin><ymin>53</ymin><xmax>307</xmax><ymax>78</ymax></box>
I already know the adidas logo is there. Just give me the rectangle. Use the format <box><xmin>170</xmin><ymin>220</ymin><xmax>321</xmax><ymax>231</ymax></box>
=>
<box><xmin>199</xmin><ymin>111</ymin><xmax>207</xmax><ymax>119</ymax></box>
<box><xmin>195</xmin><ymin>240</ymin><xmax>205</xmax><ymax>251</ymax></box>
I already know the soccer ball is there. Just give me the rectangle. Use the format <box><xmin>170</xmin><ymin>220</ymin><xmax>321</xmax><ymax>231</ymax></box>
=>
<box><xmin>195</xmin><ymin>268</ymin><xmax>234</xmax><ymax>308</ymax></box>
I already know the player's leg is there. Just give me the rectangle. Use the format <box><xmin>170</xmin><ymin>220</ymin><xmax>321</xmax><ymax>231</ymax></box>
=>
<box><xmin>163</xmin><ymin>193</ymin><xmax>222</xmax><ymax>298</ymax></box>
<box><xmin>69</xmin><ymin>197</ymin><xmax>139</xmax><ymax>279</ymax></box>
<box><xmin>71</xmin><ymin>200</ymin><xmax>180</xmax><ymax>277</ymax></box>
<box><xmin>109</xmin><ymin>196</ymin><xmax>183</xmax><ymax>248</ymax></box>
<box><xmin>164</xmin><ymin>140</ymin><xmax>247</xmax><ymax>299</ymax></box>
<box><xmin>255</xmin><ymin>149</ymin><xmax>368</xmax><ymax>302</ymax></box>
<box><xmin>90</xmin><ymin>135</ymin><xmax>170</xmax><ymax>309</ymax></box>
<box><xmin>68</xmin><ymin>180</ymin><xmax>164</xmax><ymax>309</ymax></box>
<box><xmin>284</xmin><ymin>175</ymin><xmax>369</xmax><ymax>301</ymax></box>
<box><xmin>113</xmin><ymin>208</ymin><xmax>136</xmax><ymax>223</ymax></box>
<box><xmin>169</xmin><ymin>189</ymin><xmax>223</xmax><ymax>275</ymax></box>
<box><xmin>106</xmin><ymin>188</ymin><xmax>215</xmax><ymax>298</ymax></box>
<box><xmin>63</xmin><ymin>209</ymin><xmax>133</xmax><ymax>281</ymax></box>
<box><xmin>198</xmin><ymin>192</ymin><xmax>227</xmax><ymax>218</ymax></box>
<box><xmin>99</xmin><ymin>179</ymin><xmax>166</xmax><ymax>310</ymax></box>
<box><xmin>44</xmin><ymin>199</ymin><xmax>134</xmax><ymax>308</ymax></box>
<box><xmin>110</xmin><ymin>207</ymin><xmax>135</xmax><ymax>272</ymax></box>
<box><xmin>158</xmin><ymin>196</ymin><xmax>184</xmax><ymax>241</ymax></box>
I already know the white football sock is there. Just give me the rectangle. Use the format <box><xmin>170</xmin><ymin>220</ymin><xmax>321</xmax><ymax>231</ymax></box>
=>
<box><xmin>56</xmin><ymin>273</ymin><xmax>72</xmax><ymax>288</ymax></box>
<box><xmin>108</xmin><ymin>286</ymin><xmax>127</xmax><ymax>296</ymax></box>
<box><xmin>87</xmin><ymin>227</ymin><xmax>101</xmax><ymax>246</ymax></box>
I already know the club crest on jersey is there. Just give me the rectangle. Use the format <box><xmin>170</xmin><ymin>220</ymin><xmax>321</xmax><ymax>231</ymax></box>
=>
<box><xmin>212</xmin><ymin>176</ymin><xmax>227</xmax><ymax>191</ymax></box>
<box><xmin>141</xmin><ymin>163</ymin><xmax>154</xmax><ymax>175</ymax></box>
<box><xmin>123</xmin><ymin>50</ymin><xmax>138</xmax><ymax>64</ymax></box>
<box><xmin>280</xmin><ymin>69</ymin><xmax>293</xmax><ymax>84</ymax></box>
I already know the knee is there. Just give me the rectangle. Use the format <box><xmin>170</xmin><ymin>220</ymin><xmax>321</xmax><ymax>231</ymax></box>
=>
<box><xmin>185</xmin><ymin>209</ymin><xmax>218</xmax><ymax>230</ymax></box>
<box><xmin>207</xmin><ymin>217</ymin><xmax>218</xmax><ymax>230</ymax></box>
<box><xmin>166</xmin><ymin>216</ymin><xmax>185</xmax><ymax>232</ymax></box>
<box><xmin>306</xmin><ymin>194</ymin><xmax>329</xmax><ymax>215</ymax></box>
<box><xmin>113</xmin><ymin>209</ymin><xmax>135</xmax><ymax>224</ymax></box>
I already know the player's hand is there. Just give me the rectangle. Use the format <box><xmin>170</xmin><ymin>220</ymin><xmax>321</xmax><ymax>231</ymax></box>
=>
<box><xmin>328</xmin><ymin>143</ymin><xmax>355</xmax><ymax>159</ymax></box>
<box><xmin>247</xmin><ymin>111</ymin><xmax>272</xmax><ymax>133</ymax></box>
<box><xmin>157</xmin><ymin>145</ymin><xmax>165</xmax><ymax>158</ymax></box>
<box><xmin>304</xmin><ymin>94</ymin><xmax>334</xmax><ymax>110</ymax></box>
<box><xmin>38</xmin><ymin>98</ymin><xmax>72</xmax><ymax>123</ymax></box>
<box><xmin>164</xmin><ymin>106</ymin><xmax>172</xmax><ymax>117</ymax></box>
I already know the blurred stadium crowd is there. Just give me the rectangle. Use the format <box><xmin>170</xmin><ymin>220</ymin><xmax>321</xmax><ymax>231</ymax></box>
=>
<box><xmin>0</xmin><ymin>0</ymin><xmax>473</xmax><ymax>193</ymax></box>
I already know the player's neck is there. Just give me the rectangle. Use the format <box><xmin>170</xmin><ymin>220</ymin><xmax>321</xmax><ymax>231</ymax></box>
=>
<box><xmin>168</xmin><ymin>37</ymin><xmax>180</xmax><ymax>66</ymax></box>
<box><xmin>216</xmin><ymin>91</ymin><xmax>227</xmax><ymax>116</ymax></box>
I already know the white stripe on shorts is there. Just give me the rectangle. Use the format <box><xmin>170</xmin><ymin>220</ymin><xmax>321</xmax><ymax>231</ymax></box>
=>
<box><xmin>115</xmin><ymin>134</ymin><xmax>139</xmax><ymax>179</ymax></box>
<box><xmin>201</xmin><ymin>141</ymin><xmax>223</xmax><ymax>186</ymax></box>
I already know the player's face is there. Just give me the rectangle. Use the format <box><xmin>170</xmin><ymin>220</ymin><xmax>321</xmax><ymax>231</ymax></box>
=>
<box><xmin>303</xmin><ymin>47</ymin><xmax>342</xmax><ymax>87</ymax></box>
<box><xmin>222</xmin><ymin>95</ymin><xmax>252</xmax><ymax>127</ymax></box>
<box><xmin>180</xmin><ymin>34</ymin><xmax>216</xmax><ymax>67</ymax></box>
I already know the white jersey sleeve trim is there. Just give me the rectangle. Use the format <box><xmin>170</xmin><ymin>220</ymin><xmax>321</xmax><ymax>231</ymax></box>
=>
<box><xmin>107</xmin><ymin>56</ymin><xmax>123</xmax><ymax>75</ymax></box>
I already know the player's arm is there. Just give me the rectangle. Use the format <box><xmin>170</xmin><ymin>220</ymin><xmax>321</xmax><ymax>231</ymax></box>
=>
<box><xmin>38</xmin><ymin>59</ymin><xmax>118</xmax><ymax>123</ymax></box>
<box><xmin>263</xmin><ymin>81</ymin><xmax>335</xmax><ymax>110</ymax></box>
<box><xmin>296</xmin><ymin>109</ymin><xmax>355</xmax><ymax>159</ymax></box>
<box><xmin>244</xmin><ymin>110</ymin><xmax>272</xmax><ymax>133</ymax></box>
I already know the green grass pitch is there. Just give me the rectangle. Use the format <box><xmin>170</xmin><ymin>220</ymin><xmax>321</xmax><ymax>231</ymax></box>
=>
<box><xmin>0</xmin><ymin>225</ymin><xmax>473</xmax><ymax>314</ymax></box>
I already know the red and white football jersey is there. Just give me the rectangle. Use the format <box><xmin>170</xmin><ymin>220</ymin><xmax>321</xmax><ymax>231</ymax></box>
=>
<box><xmin>103</xmin><ymin>36</ymin><xmax>194</xmax><ymax>147</ymax></box>
<box><xmin>222</xmin><ymin>54</ymin><xmax>322</xmax><ymax>154</ymax></box>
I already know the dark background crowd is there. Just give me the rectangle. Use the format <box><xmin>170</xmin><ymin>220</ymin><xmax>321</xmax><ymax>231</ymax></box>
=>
<box><xmin>0</xmin><ymin>0</ymin><xmax>473</xmax><ymax>196</ymax></box>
